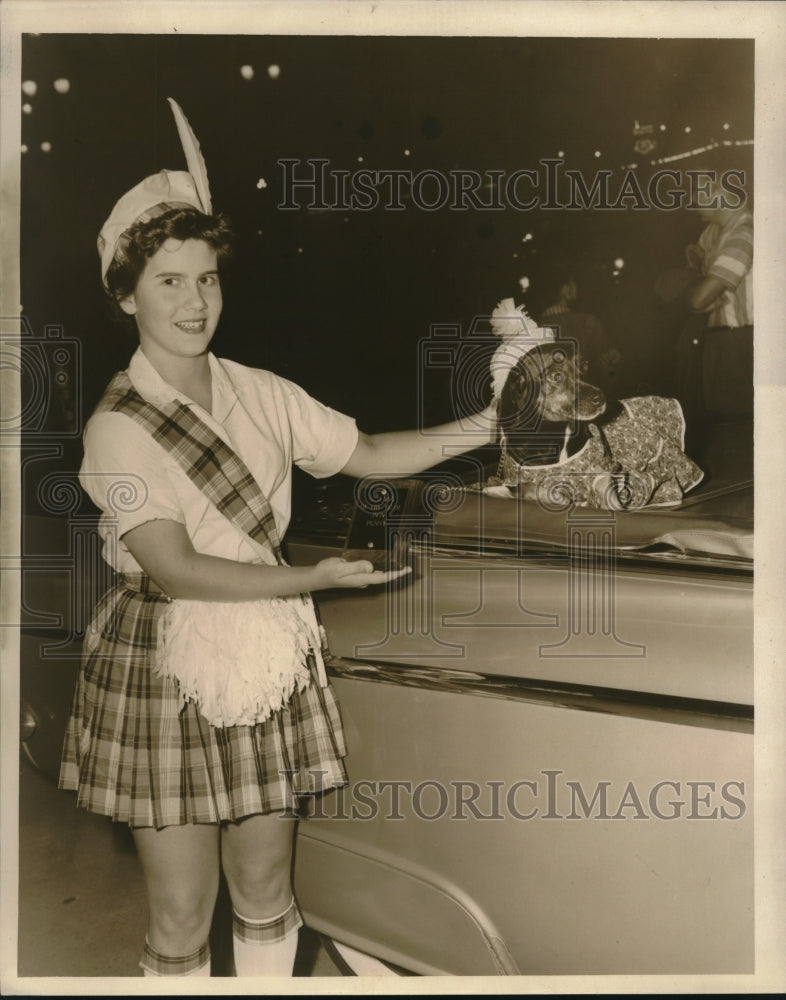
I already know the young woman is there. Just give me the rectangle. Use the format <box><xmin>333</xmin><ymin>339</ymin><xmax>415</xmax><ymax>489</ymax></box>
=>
<box><xmin>58</xmin><ymin>102</ymin><xmax>495</xmax><ymax>978</ymax></box>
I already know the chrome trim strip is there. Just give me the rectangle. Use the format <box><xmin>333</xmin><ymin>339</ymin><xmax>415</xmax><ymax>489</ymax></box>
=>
<box><xmin>423</xmin><ymin>540</ymin><xmax>752</xmax><ymax>575</ymax></box>
<box><xmin>326</xmin><ymin>656</ymin><xmax>753</xmax><ymax>734</ymax></box>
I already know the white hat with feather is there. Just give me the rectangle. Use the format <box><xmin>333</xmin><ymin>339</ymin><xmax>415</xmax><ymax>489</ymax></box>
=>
<box><xmin>97</xmin><ymin>99</ymin><xmax>212</xmax><ymax>286</ymax></box>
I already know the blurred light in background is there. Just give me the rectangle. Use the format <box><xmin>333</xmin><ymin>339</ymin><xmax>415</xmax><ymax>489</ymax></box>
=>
<box><xmin>267</xmin><ymin>64</ymin><xmax>280</xmax><ymax>79</ymax></box>
<box><xmin>40</xmin><ymin>141</ymin><xmax>52</xmax><ymax>153</ymax></box>
<box><xmin>240</xmin><ymin>65</ymin><xmax>255</xmax><ymax>80</ymax></box>
<box><xmin>614</xmin><ymin>257</ymin><xmax>625</xmax><ymax>269</ymax></box>
<box><xmin>22</xmin><ymin>80</ymin><xmax>37</xmax><ymax>96</ymax></box>
<box><xmin>23</xmin><ymin>103</ymin><xmax>32</xmax><ymax>114</ymax></box>
<box><xmin>54</xmin><ymin>78</ymin><xmax>70</xmax><ymax>94</ymax></box>
<box><xmin>519</xmin><ymin>275</ymin><xmax>530</xmax><ymax>291</ymax></box>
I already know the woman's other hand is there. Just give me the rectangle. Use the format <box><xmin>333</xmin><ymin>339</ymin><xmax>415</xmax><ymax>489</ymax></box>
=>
<box><xmin>314</xmin><ymin>557</ymin><xmax>411</xmax><ymax>589</ymax></box>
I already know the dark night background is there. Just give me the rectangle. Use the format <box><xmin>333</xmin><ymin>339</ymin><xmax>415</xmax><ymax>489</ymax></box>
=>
<box><xmin>19</xmin><ymin>34</ymin><xmax>753</xmax><ymax>494</ymax></box>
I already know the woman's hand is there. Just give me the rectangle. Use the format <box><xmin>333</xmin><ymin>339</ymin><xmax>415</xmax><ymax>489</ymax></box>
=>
<box><xmin>122</xmin><ymin>519</ymin><xmax>410</xmax><ymax>601</ymax></box>
<box><xmin>313</xmin><ymin>556</ymin><xmax>411</xmax><ymax>589</ymax></box>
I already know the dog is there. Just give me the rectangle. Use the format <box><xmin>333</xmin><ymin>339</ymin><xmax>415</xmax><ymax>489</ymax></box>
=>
<box><xmin>493</xmin><ymin>340</ymin><xmax>705</xmax><ymax>508</ymax></box>
<box><xmin>497</xmin><ymin>339</ymin><xmax>610</xmax><ymax>468</ymax></box>
<box><xmin>486</xmin><ymin>299</ymin><xmax>703</xmax><ymax>508</ymax></box>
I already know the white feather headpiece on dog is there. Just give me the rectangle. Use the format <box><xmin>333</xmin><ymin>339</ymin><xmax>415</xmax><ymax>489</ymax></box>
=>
<box><xmin>489</xmin><ymin>298</ymin><xmax>556</xmax><ymax>399</ymax></box>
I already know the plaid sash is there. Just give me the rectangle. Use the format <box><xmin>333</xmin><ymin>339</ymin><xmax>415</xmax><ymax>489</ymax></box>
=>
<box><xmin>95</xmin><ymin>370</ymin><xmax>285</xmax><ymax>560</ymax></box>
<box><xmin>90</xmin><ymin>369</ymin><xmax>329</xmax><ymax>727</ymax></box>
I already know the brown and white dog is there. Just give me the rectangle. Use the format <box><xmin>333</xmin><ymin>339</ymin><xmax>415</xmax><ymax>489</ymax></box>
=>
<box><xmin>497</xmin><ymin>339</ymin><xmax>608</xmax><ymax>469</ymax></box>
<box><xmin>487</xmin><ymin>299</ymin><xmax>702</xmax><ymax>508</ymax></box>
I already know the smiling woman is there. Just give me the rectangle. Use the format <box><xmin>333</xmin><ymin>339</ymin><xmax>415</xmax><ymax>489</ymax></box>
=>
<box><xmin>101</xmin><ymin>209</ymin><xmax>233</xmax><ymax>409</ymax></box>
<box><xmin>55</xmin><ymin>96</ymin><xmax>494</xmax><ymax>980</ymax></box>
<box><xmin>115</xmin><ymin>238</ymin><xmax>224</xmax><ymax>408</ymax></box>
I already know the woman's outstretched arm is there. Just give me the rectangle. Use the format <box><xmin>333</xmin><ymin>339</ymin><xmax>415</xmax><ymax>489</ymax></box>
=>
<box><xmin>340</xmin><ymin>404</ymin><xmax>497</xmax><ymax>479</ymax></box>
<box><xmin>122</xmin><ymin>519</ymin><xmax>408</xmax><ymax>601</ymax></box>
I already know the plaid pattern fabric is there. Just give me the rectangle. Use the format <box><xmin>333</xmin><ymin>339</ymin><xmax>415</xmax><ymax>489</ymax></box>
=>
<box><xmin>233</xmin><ymin>899</ymin><xmax>303</xmax><ymax>945</ymax></box>
<box><xmin>58</xmin><ymin>375</ymin><xmax>348</xmax><ymax>827</ymax></box>
<box><xmin>59</xmin><ymin>573</ymin><xmax>348</xmax><ymax>827</ymax></box>
<box><xmin>140</xmin><ymin>936</ymin><xmax>210</xmax><ymax>976</ymax></box>
<box><xmin>98</xmin><ymin>371</ymin><xmax>285</xmax><ymax>556</ymax></box>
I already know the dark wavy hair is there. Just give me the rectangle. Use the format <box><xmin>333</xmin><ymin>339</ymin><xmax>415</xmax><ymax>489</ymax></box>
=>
<box><xmin>104</xmin><ymin>206</ymin><xmax>235</xmax><ymax>320</ymax></box>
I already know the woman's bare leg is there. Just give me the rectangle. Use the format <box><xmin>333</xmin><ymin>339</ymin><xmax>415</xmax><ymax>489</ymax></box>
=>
<box><xmin>221</xmin><ymin>812</ymin><xmax>295</xmax><ymax>916</ymax></box>
<box><xmin>132</xmin><ymin>822</ymin><xmax>220</xmax><ymax>971</ymax></box>
<box><xmin>221</xmin><ymin>812</ymin><xmax>300</xmax><ymax>975</ymax></box>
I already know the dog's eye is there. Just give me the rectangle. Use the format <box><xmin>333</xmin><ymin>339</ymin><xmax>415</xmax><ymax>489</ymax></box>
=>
<box><xmin>548</xmin><ymin>371</ymin><xmax>565</xmax><ymax>384</ymax></box>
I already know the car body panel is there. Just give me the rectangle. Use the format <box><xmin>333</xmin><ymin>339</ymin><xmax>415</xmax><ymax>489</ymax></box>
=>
<box><xmin>290</xmin><ymin>540</ymin><xmax>752</xmax><ymax>706</ymax></box>
<box><xmin>286</xmin><ymin>473</ymin><xmax>753</xmax><ymax>974</ymax></box>
<box><xmin>294</xmin><ymin>675</ymin><xmax>752</xmax><ymax>974</ymax></box>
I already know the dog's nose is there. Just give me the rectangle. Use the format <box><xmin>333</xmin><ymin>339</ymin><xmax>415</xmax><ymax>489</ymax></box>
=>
<box><xmin>579</xmin><ymin>383</ymin><xmax>607</xmax><ymax>418</ymax></box>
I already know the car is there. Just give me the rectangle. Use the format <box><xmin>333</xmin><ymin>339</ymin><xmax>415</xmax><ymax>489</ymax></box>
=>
<box><xmin>19</xmin><ymin>429</ymin><xmax>753</xmax><ymax>976</ymax></box>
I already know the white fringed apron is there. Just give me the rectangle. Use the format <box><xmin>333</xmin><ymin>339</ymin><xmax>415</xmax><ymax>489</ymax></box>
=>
<box><xmin>155</xmin><ymin>590</ymin><xmax>328</xmax><ymax>727</ymax></box>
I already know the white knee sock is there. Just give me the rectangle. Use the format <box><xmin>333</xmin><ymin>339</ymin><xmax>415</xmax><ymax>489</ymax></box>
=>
<box><xmin>232</xmin><ymin>898</ymin><xmax>303</xmax><ymax>977</ymax></box>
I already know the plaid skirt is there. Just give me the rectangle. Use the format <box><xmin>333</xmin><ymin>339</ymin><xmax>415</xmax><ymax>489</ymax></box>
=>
<box><xmin>58</xmin><ymin>574</ymin><xmax>348</xmax><ymax>829</ymax></box>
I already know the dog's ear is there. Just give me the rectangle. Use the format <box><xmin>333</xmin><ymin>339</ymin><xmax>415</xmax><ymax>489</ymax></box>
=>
<box><xmin>499</xmin><ymin>354</ymin><xmax>541</xmax><ymax>434</ymax></box>
<box><xmin>499</xmin><ymin>352</ymin><xmax>566</xmax><ymax>466</ymax></box>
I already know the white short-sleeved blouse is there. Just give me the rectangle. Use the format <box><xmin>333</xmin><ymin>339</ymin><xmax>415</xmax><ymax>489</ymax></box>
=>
<box><xmin>79</xmin><ymin>348</ymin><xmax>359</xmax><ymax>573</ymax></box>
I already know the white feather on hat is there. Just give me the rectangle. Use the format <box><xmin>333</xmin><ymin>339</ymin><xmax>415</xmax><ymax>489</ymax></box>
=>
<box><xmin>97</xmin><ymin>99</ymin><xmax>212</xmax><ymax>286</ymax></box>
<box><xmin>166</xmin><ymin>97</ymin><xmax>212</xmax><ymax>215</ymax></box>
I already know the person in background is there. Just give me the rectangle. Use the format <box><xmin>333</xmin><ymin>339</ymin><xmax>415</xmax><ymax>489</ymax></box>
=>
<box><xmin>527</xmin><ymin>262</ymin><xmax>623</xmax><ymax>393</ymax></box>
<box><xmin>657</xmin><ymin>162</ymin><xmax>753</xmax><ymax>462</ymax></box>
<box><xmin>685</xmin><ymin>175</ymin><xmax>753</xmax><ymax>417</ymax></box>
